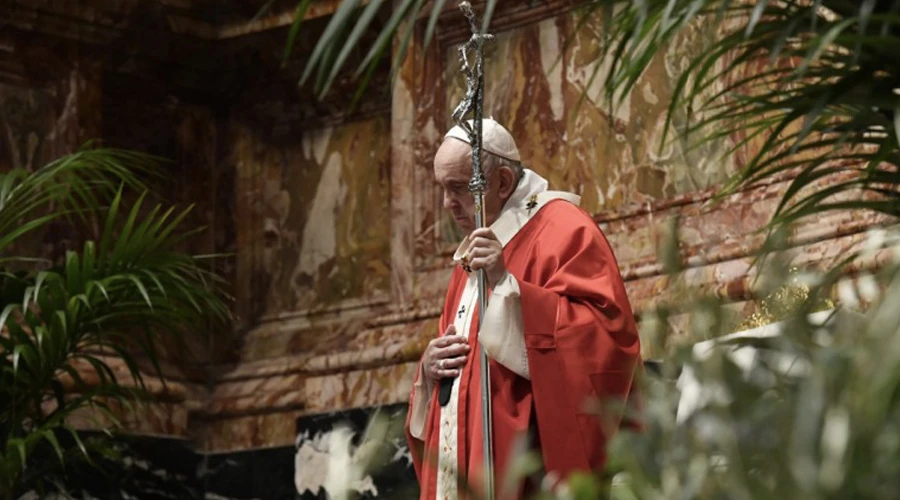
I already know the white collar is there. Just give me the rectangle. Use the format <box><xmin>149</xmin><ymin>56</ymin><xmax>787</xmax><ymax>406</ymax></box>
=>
<box><xmin>453</xmin><ymin>170</ymin><xmax>580</xmax><ymax>264</ymax></box>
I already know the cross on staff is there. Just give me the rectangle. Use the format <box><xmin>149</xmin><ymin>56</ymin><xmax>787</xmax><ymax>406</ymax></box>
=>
<box><xmin>450</xmin><ymin>2</ymin><xmax>496</xmax><ymax>500</ymax></box>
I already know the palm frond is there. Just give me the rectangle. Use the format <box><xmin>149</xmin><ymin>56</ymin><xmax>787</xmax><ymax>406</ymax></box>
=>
<box><xmin>286</xmin><ymin>0</ymin><xmax>445</xmax><ymax>99</ymax></box>
<box><xmin>286</xmin><ymin>0</ymin><xmax>898</xmax><ymax>230</ymax></box>
<box><xmin>0</xmin><ymin>146</ymin><xmax>160</xmax><ymax>257</ymax></box>
<box><xmin>598</xmin><ymin>0</ymin><xmax>900</xmax><ymax>226</ymax></box>
<box><xmin>0</xmin><ymin>177</ymin><xmax>228</xmax><ymax>495</ymax></box>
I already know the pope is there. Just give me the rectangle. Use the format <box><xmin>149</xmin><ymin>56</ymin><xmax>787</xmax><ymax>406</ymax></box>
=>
<box><xmin>405</xmin><ymin>119</ymin><xmax>642</xmax><ymax>499</ymax></box>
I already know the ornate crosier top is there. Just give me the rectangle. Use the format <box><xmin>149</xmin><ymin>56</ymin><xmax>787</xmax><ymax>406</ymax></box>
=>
<box><xmin>451</xmin><ymin>1</ymin><xmax>494</xmax><ymax>198</ymax></box>
<box><xmin>447</xmin><ymin>4</ymin><xmax>498</xmax><ymax>500</ymax></box>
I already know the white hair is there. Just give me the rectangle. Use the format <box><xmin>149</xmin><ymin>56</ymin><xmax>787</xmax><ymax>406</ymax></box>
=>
<box><xmin>482</xmin><ymin>151</ymin><xmax>525</xmax><ymax>184</ymax></box>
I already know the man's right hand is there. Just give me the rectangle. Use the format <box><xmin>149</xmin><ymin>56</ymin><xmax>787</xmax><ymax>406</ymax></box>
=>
<box><xmin>423</xmin><ymin>325</ymin><xmax>470</xmax><ymax>382</ymax></box>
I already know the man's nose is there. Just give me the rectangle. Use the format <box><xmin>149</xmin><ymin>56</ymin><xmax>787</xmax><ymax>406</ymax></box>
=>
<box><xmin>443</xmin><ymin>193</ymin><xmax>455</xmax><ymax>210</ymax></box>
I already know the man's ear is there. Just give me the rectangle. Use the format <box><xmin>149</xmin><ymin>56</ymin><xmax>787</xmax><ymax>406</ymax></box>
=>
<box><xmin>498</xmin><ymin>167</ymin><xmax>517</xmax><ymax>199</ymax></box>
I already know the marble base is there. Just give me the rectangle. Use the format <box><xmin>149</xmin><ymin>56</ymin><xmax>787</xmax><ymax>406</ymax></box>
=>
<box><xmin>203</xmin><ymin>446</ymin><xmax>298</xmax><ymax>500</ymax></box>
<box><xmin>294</xmin><ymin>404</ymin><xmax>417</xmax><ymax>499</ymax></box>
<box><xmin>21</xmin><ymin>433</ymin><xmax>298</xmax><ymax>500</ymax></box>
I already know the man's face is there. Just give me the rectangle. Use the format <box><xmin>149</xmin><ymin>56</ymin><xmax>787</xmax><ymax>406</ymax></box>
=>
<box><xmin>433</xmin><ymin>138</ymin><xmax>506</xmax><ymax>234</ymax></box>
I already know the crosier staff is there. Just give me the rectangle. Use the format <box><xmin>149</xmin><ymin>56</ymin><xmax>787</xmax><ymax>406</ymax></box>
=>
<box><xmin>450</xmin><ymin>2</ymin><xmax>495</xmax><ymax>499</ymax></box>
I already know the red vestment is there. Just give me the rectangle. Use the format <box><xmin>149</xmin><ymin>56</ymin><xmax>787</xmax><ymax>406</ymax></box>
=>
<box><xmin>405</xmin><ymin>198</ymin><xmax>642</xmax><ymax>499</ymax></box>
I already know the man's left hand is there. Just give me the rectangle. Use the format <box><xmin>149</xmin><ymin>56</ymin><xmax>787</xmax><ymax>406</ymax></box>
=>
<box><xmin>463</xmin><ymin>228</ymin><xmax>506</xmax><ymax>286</ymax></box>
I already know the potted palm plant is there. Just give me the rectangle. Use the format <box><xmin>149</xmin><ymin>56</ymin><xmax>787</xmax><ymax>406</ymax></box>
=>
<box><xmin>0</xmin><ymin>146</ymin><xmax>229</xmax><ymax>499</ymax></box>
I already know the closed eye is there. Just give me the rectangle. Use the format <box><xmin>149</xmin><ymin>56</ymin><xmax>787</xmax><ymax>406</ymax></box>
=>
<box><xmin>446</xmin><ymin>182</ymin><xmax>468</xmax><ymax>195</ymax></box>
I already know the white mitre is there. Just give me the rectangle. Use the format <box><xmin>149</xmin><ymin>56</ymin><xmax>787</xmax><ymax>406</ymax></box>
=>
<box><xmin>443</xmin><ymin>118</ymin><xmax>521</xmax><ymax>163</ymax></box>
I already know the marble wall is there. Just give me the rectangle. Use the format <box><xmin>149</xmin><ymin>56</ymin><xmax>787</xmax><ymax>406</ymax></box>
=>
<box><xmin>232</xmin><ymin>114</ymin><xmax>392</xmax><ymax>325</ymax></box>
<box><xmin>0</xmin><ymin>63</ymin><xmax>102</xmax><ymax>173</ymax></box>
<box><xmin>0</xmin><ymin>83</ymin><xmax>59</xmax><ymax>172</ymax></box>
<box><xmin>443</xmin><ymin>11</ymin><xmax>738</xmax><ymax>214</ymax></box>
<box><xmin>270</xmin><ymin>4</ymin><xmax>889</xmax><ymax>496</ymax></box>
<box><xmin>201</xmin><ymin>2</ymin><xmax>893</xmax><ymax>469</ymax></box>
<box><xmin>0</xmin><ymin>62</ymin><xmax>104</xmax><ymax>266</ymax></box>
<box><xmin>2</xmin><ymin>0</ymin><xmax>892</xmax><ymax>497</ymax></box>
<box><xmin>254</xmin><ymin>0</ymin><xmax>888</xmax><ymax>422</ymax></box>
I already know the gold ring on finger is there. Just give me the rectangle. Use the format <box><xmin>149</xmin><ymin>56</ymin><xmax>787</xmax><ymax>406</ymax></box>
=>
<box><xmin>461</xmin><ymin>252</ymin><xmax>472</xmax><ymax>273</ymax></box>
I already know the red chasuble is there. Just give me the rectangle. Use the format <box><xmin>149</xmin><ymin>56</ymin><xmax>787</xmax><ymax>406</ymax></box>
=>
<box><xmin>405</xmin><ymin>198</ymin><xmax>642</xmax><ymax>500</ymax></box>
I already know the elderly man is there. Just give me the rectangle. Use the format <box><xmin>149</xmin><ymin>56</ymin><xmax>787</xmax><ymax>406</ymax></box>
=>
<box><xmin>405</xmin><ymin>119</ymin><xmax>642</xmax><ymax>499</ymax></box>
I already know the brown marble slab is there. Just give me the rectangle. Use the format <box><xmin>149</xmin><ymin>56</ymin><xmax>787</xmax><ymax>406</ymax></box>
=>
<box><xmin>232</xmin><ymin>114</ymin><xmax>392</xmax><ymax>324</ymax></box>
<box><xmin>67</xmin><ymin>399</ymin><xmax>190</xmax><ymax>438</ymax></box>
<box><xmin>198</xmin><ymin>409</ymin><xmax>304</xmax><ymax>453</ymax></box>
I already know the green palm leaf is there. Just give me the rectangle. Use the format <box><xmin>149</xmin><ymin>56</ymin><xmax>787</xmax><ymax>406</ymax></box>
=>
<box><xmin>597</xmin><ymin>0</ymin><xmax>900</xmax><ymax>227</ymax></box>
<box><xmin>0</xmin><ymin>146</ymin><xmax>157</xmax><ymax>257</ymax></box>
<box><xmin>0</xmin><ymin>153</ymin><xmax>228</xmax><ymax>497</ymax></box>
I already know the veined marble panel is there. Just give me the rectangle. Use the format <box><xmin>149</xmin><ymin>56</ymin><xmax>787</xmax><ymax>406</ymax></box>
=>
<box><xmin>233</xmin><ymin>114</ymin><xmax>392</xmax><ymax>324</ymax></box>
<box><xmin>68</xmin><ymin>399</ymin><xmax>190</xmax><ymax>438</ymax></box>
<box><xmin>434</xmin><ymin>10</ymin><xmax>740</xmax><ymax>251</ymax></box>
<box><xmin>199</xmin><ymin>363</ymin><xmax>418</xmax><ymax>453</ymax></box>
<box><xmin>294</xmin><ymin>404</ymin><xmax>416</xmax><ymax>499</ymax></box>
<box><xmin>0</xmin><ymin>83</ymin><xmax>59</xmax><ymax>172</ymax></box>
<box><xmin>0</xmin><ymin>62</ymin><xmax>100</xmax><ymax>173</ymax></box>
<box><xmin>200</xmin><ymin>409</ymin><xmax>304</xmax><ymax>453</ymax></box>
<box><xmin>200</xmin><ymin>219</ymin><xmax>892</xmax><ymax>431</ymax></box>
